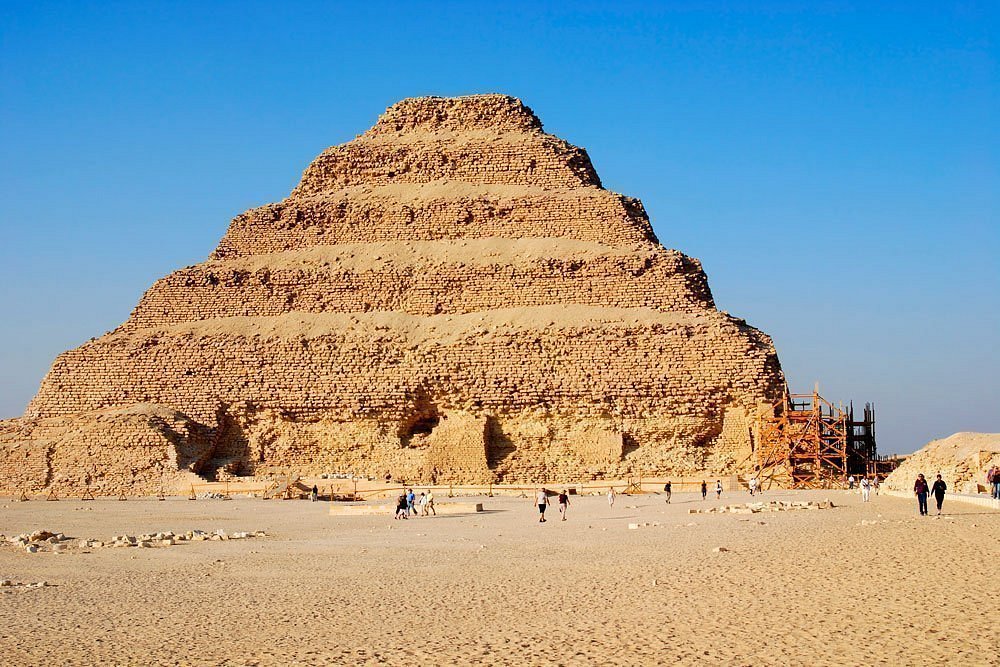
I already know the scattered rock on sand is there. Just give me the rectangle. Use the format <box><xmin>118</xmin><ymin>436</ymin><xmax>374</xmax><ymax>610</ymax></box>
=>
<box><xmin>2</xmin><ymin>528</ymin><xmax>266</xmax><ymax>554</ymax></box>
<box><xmin>28</xmin><ymin>530</ymin><xmax>56</xmax><ymax>542</ymax></box>
<box><xmin>0</xmin><ymin>580</ymin><xmax>48</xmax><ymax>590</ymax></box>
<box><xmin>692</xmin><ymin>500</ymin><xmax>835</xmax><ymax>515</ymax></box>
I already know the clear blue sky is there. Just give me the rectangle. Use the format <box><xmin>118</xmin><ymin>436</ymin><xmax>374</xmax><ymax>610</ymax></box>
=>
<box><xmin>1</xmin><ymin>2</ymin><xmax>996</xmax><ymax>454</ymax></box>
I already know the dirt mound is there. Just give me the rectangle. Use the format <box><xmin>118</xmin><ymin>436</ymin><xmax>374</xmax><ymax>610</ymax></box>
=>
<box><xmin>884</xmin><ymin>432</ymin><xmax>1000</xmax><ymax>494</ymax></box>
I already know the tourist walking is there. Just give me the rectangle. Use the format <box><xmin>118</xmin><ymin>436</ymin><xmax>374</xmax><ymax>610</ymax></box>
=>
<box><xmin>558</xmin><ymin>489</ymin><xmax>570</xmax><ymax>520</ymax></box>
<box><xmin>848</xmin><ymin>475</ymin><xmax>855</xmax><ymax>490</ymax></box>
<box><xmin>872</xmin><ymin>475</ymin><xmax>880</xmax><ymax>495</ymax></box>
<box><xmin>715</xmin><ymin>480</ymin><xmax>722</xmax><ymax>500</ymax></box>
<box><xmin>989</xmin><ymin>465</ymin><xmax>1000</xmax><ymax>500</ymax></box>
<box><xmin>310</xmin><ymin>485</ymin><xmax>318</xmax><ymax>502</ymax></box>
<box><xmin>607</xmin><ymin>487</ymin><xmax>616</xmax><ymax>509</ymax></box>
<box><xmin>423</xmin><ymin>489</ymin><xmax>436</xmax><ymax>516</ymax></box>
<box><xmin>931</xmin><ymin>474</ymin><xmax>947</xmax><ymax>515</ymax></box>
<box><xmin>537</xmin><ymin>488</ymin><xmax>550</xmax><ymax>522</ymax></box>
<box><xmin>701</xmin><ymin>480</ymin><xmax>707</xmax><ymax>500</ymax></box>
<box><xmin>395</xmin><ymin>493</ymin><xmax>408</xmax><ymax>520</ymax></box>
<box><xmin>663</xmin><ymin>481</ymin><xmax>672</xmax><ymax>504</ymax></box>
<box><xmin>406</xmin><ymin>488</ymin><xmax>416</xmax><ymax>516</ymax></box>
<box><xmin>748</xmin><ymin>477</ymin><xmax>758</xmax><ymax>496</ymax></box>
<box><xmin>860</xmin><ymin>477</ymin><xmax>871</xmax><ymax>502</ymax></box>
<box><xmin>914</xmin><ymin>474</ymin><xmax>930</xmax><ymax>516</ymax></box>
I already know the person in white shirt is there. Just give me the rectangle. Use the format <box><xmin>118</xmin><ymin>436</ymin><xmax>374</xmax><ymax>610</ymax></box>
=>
<box><xmin>607</xmin><ymin>487</ymin><xmax>616</xmax><ymax>509</ymax></box>
<box><xmin>860</xmin><ymin>477</ymin><xmax>871</xmax><ymax>502</ymax></box>
<box><xmin>536</xmin><ymin>488</ymin><xmax>550</xmax><ymax>523</ymax></box>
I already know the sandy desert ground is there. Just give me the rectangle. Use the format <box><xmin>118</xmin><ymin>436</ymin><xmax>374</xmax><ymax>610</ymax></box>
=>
<box><xmin>1</xmin><ymin>488</ymin><xmax>997</xmax><ymax>666</ymax></box>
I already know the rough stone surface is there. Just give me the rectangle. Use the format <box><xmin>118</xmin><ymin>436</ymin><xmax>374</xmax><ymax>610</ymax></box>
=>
<box><xmin>1</xmin><ymin>94</ymin><xmax>784</xmax><ymax>495</ymax></box>
<box><xmin>883</xmin><ymin>432</ymin><xmax>1000</xmax><ymax>494</ymax></box>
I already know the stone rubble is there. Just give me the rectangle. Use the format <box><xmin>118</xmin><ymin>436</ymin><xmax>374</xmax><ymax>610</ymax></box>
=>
<box><xmin>2</xmin><ymin>529</ymin><xmax>266</xmax><ymax>553</ymax></box>
<box><xmin>627</xmin><ymin>521</ymin><xmax>662</xmax><ymax>530</ymax></box>
<box><xmin>0</xmin><ymin>580</ymin><xmax>49</xmax><ymax>590</ymax></box>
<box><xmin>688</xmin><ymin>500</ymin><xmax>836</xmax><ymax>514</ymax></box>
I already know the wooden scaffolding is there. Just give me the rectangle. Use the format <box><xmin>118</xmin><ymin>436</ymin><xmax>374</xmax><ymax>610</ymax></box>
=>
<box><xmin>754</xmin><ymin>389</ymin><xmax>879</xmax><ymax>489</ymax></box>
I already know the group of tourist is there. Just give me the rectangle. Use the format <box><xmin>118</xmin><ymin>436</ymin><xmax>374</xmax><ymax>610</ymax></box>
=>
<box><xmin>987</xmin><ymin>465</ymin><xmax>1000</xmax><ymax>500</ymax></box>
<box><xmin>524</xmin><ymin>469</ymin><xmax>976</xmax><ymax>523</ymax></box>
<box><xmin>847</xmin><ymin>475</ymin><xmax>881</xmax><ymax>502</ymax></box>
<box><xmin>851</xmin><ymin>471</ymin><xmax>950</xmax><ymax>515</ymax></box>
<box><xmin>535</xmin><ymin>488</ymin><xmax>573</xmax><ymax>522</ymax></box>
<box><xmin>668</xmin><ymin>480</ymin><xmax>725</xmax><ymax>502</ymax></box>
<box><xmin>388</xmin><ymin>467</ymin><xmax>986</xmax><ymax>524</ymax></box>
<box><xmin>534</xmin><ymin>480</ymin><xmax>733</xmax><ymax>523</ymax></box>
<box><xmin>912</xmin><ymin>473</ymin><xmax>948</xmax><ymax>516</ymax></box>
<box><xmin>394</xmin><ymin>488</ymin><xmax>436</xmax><ymax>519</ymax></box>
<box><xmin>671</xmin><ymin>480</ymin><xmax>725</xmax><ymax>501</ymax></box>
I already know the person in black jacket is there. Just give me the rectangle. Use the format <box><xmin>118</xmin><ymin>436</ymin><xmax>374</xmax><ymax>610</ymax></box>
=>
<box><xmin>931</xmin><ymin>474</ymin><xmax>947</xmax><ymax>515</ymax></box>
<box><xmin>394</xmin><ymin>494</ymin><xmax>408</xmax><ymax>520</ymax></box>
<box><xmin>914</xmin><ymin>474</ymin><xmax>930</xmax><ymax>516</ymax></box>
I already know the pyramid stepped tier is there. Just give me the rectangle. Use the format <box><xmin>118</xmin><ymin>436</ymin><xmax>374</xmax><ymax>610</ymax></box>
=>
<box><xmin>365</xmin><ymin>95</ymin><xmax>545</xmax><ymax>135</ymax></box>
<box><xmin>212</xmin><ymin>184</ymin><xmax>656</xmax><ymax>257</ymax></box>
<box><xmin>33</xmin><ymin>307</ymin><xmax>777</xmax><ymax>423</ymax></box>
<box><xmin>122</xmin><ymin>240</ymin><xmax>714</xmax><ymax>330</ymax></box>
<box><xmin>293</xmin><ymin>132</ymin><xmax>600</xmax><ymax>193</ymax></box>
<box><xmin>292</xmin><ymin>96</ymin><xmax>600</xmax><ymax>194</ymax></box>
<box><xmin>4</xmin><ymin>94</ymin><xmax>785</xmax><ymax>495</ymax></box>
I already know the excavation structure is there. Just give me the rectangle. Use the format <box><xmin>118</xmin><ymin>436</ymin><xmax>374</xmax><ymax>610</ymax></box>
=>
<box><xmin>754</xmin><ymin>389</ymin><xmax>891</xmax><ymax>488</ymax></box>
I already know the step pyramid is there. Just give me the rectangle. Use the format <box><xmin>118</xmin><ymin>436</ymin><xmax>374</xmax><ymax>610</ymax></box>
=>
<box><xmin>1</xmin><ymin>95</ymin><xmax>784</xmax><ymax>495</ymax></box>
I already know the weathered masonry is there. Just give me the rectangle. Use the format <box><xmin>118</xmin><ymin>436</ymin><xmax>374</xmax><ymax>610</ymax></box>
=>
<box><xmin>1</xmin><ymin>95</ymin><xmax>785</xmax><ymax>495</ymax></box>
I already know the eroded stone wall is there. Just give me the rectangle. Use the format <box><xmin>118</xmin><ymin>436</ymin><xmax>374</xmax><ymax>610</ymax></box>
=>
<box><xmin>0</xmin><ymin>405</ymin><xmax>211</xmax><ymax>496</ymax></box>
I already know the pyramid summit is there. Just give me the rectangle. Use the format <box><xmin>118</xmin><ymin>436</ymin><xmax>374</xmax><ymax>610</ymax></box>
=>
<box><xmin>1</xmin><ymin>94</ymin><xmax>784</xmax><ymax>495</ymax></box>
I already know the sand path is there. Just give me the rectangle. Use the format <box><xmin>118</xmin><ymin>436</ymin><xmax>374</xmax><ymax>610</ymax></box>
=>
<box><xmin>1</xmin><ymin>489</ymin><xmax>997</xmax><ymax>666</ymax></box>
